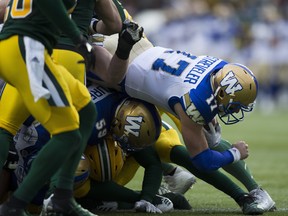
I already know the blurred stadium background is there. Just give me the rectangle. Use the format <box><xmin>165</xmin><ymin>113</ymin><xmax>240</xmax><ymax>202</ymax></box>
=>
<box><xmin>121</xmin><ymin>0</ymin><xmax>288</xmax><ymax>114</ymax></box>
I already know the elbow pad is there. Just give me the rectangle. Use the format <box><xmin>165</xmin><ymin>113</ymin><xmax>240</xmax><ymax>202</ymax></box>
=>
<box><xmin>190</xmin><ymin>149</ymin><xmax>234</xmax><ymax>172</ymax></box>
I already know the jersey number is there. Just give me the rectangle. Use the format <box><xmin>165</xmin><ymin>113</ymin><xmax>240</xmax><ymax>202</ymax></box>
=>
<box><xmin>11</xmin><ymin>0</ymin><xmax>33</xmax><ymax>18</ymax></box>
<box><xmin>152</xmin><ymin>58</ymin><xmax>189</xmax><ymax>76</ymax></box>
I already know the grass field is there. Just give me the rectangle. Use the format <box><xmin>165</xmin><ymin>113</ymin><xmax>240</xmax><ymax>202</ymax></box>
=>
<box><xmin>101</xmin><ymin>107</ymin><xmax>288</xmax><ymax>216</ymax></box>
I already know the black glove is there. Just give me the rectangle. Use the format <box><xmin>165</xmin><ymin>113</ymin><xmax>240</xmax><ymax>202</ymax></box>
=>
<box><xmin>76</xmin><ymin>35</ymin><xmax>96</xmax><ymax>70</ymax></box>
<box><xmin>3</xmin><ymin>142</ymin><xmax>18</xmax><ymax>170</ymax></box>
<box><xmin>116</xmin><ymin>20</ymin><xmax>144</xmax><ymax>60</ymax></box>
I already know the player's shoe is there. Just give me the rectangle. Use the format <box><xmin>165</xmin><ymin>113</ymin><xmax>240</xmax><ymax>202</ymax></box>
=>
<box><xmin>237</xmin><ymin>193</ymin><xmax>264</xmax><ymax>215</ymax></box>
<box><xmin>157</xmin><ymin>184</ymin><xmax>171</xmax><ymax>195</ymax></box>
<box><xmin>94</xmin><ymin>201</ymin><xmax>118</xmax><ymax>212</ymax></box>
<box><xmin>163</xmin><ymin>167</ymin><xmax>196</xmax><ymax>194</ymax></box>
<box><xmin>153</xmin><ymin>195</ymin><xmax>174</xmax><ymax>212</ymax></box>
<box><xmin>0</xmin><ymin>203</ymin><xmax>29</xmax><ymax>216</ymax></box>
<box><xmin>42</xmin><ymin>196</ymin><xmax>97</xmax><ymax>216</ymax></box>
<box><xmin>249</xmin><ymin>188</ymin><xmax>276</xmax><ymax>212</ymax></box>
<box><xmin>161</xmin><ymin>192</ymin><xmax>192</xmax><ymax>210</ymax></box>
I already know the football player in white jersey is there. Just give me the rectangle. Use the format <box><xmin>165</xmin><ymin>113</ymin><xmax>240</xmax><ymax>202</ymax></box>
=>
<box><xmin>85</xmin><ymin>0</ymin><xmax>275</xmax><ymax>214</ymax></box>
<box><xmin>88</xmin><ymin>37</ymin><xmax>257</xmax><ymax>173</ymax></box>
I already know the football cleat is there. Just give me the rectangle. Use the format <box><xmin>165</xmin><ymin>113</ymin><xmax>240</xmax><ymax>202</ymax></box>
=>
<box><xmin>152</xmin><ymin>195</ymin><xmax>174</xmax><ymax>212</ymax></box>
<box><xmin>157</xmin><ymin>184</ymin><xmax>171</xmax><ymax>195</ymax></box>
<box><xmin>249</xmin><ymin>188</ymin><xmax>276</xmax><ymax>212</ymax></box>
<box><xmin>94</xmin><ymin>202</ymin><xmax>118</xmax><ymax>212</ymax></box>
<box><xmin>161</xmin><ymin>192</ymin><xmax>192</xmax><ymax>210</ymax></box>
<box><xmin>163</xmin><ymin>167</ymin><xmax>196</xmax><ymax>194</ymax></box>
<box><xmin>237</xmin><ymin>193</ymin><xmax>264</xmax><ymax>215</ymax></box>
<box><xmin>42</xmin><ymin>196</ymin><xmax>97</xmax><ymax>216</ymax></box>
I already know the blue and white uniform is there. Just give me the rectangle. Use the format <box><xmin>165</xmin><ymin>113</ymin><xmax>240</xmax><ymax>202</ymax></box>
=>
<box><xmin>86</xmin><ymin>84</ymin><xmax>126</xmax><ymax>145</ymax></box>
<box><xmin>12</xmin><ymin>117</ymin><xmax>50</xmax><ymax>205</ymax></box>
<box><xmin>121</xmin><ymin>46</ymin><xmax>227</xmax><ymax>124</ymax></box>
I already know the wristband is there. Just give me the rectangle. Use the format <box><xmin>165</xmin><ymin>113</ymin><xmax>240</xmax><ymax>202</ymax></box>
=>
<box><xmin>90</xmin><ymin>18</ymin><xmax>99</xmax><ymax>34</ymax></box>
<box><xmin>228</xmin><ymin>147</ymin><xmax>241</xmax><ymax>163</ymax></box>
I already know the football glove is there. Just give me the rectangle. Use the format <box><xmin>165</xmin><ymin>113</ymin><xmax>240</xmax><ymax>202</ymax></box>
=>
<box><xmin>116</xmin><ymin>20</ymin><xmax>144</xmax><ymax>60</ymax></box>
<box><xmin>3</xmin><ymin>142</ymin><xmax>18</xmax><ymax>170</ymax></box>
<box><xmin>135</xmin><ymin>200</ymin><xmax>162</xmax><ymax>213</ymax></box>
<box><xmin>203</xmin><ymin>121</ymin><xmax>222</xmax><ymax>148</ymax></box>
<box><xmin>76</xmin><ymin>35</ymin><xmax>96</xmax><ymax>70</ymax></box>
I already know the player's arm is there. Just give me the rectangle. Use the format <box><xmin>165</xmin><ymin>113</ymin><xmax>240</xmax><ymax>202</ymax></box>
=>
<box><xmin>0</xmin><ymin>0</ymin><xmax>9</xmax><ymax>23</ymax></box>
<box><xmin>37</xmin><ymin>0</ymin><xmax>82</xmax><ymax>44</ymax></box>
<box><xmin>89</xmin><ymin>20</ymin><xmax>143</xmax><ymax>88</ymax></box>
<box><xmin>174</xmin><ymin>103</ymin><xmax>248</xmax><ymax>172</ymax></box>
<box><xmin>91</xmin><ymin>0</ymin><xmax>122</xmax><ymax>35</ymax></box>
<box><xmin>132</xmin><ymin>146</ymin><xmax>163</xmax><ymax>202</ymax></box>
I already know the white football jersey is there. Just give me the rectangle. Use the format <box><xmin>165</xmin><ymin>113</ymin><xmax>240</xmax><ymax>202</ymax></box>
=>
<box><xmin>123</xmin><ymin>46</ymin><xmax>227</xmax><ymax>124</ymax></box>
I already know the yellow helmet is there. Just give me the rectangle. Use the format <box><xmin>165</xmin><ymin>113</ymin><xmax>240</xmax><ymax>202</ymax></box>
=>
<box><xmin>212</xmin><ymin>63</ymin><xmax>258</xmax><ymax>124</ymax></box>
<box><xmin>85</xmin><ymin>135</ymin><xmax>125</xmax><ymax>182</ymax></box>
<box><xmin>74</xmin><ymin>154</ymin><xmax>90</xmax><ymax>189</ymax></box>
<box><xmin>111</xmin><ymin>98</ymin><xmax>161</xmax><ymax>151</ymax></box>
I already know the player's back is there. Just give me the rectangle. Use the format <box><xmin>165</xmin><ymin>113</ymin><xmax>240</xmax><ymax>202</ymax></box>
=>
<box><xmin>0</xmin><ymin>0</ymin><xmax>77</xmax><ymax>54</ymax></box>
<box><xmin>124</xmin><ymin>46</ymin><xmax>226</xmax><ymax>117</ymax></box>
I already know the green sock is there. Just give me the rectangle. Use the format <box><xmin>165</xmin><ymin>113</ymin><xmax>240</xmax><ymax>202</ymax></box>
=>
<box><xmin>86</xmin><ymin>180</ymin><xmax>140</xmax><ymax>202</ymax></box>
<box><xmin>0</xmin><ymin>128</ymin><xmax>13</xmax><ymax>167</ymax></box>
<box><xmin>213</xmin><ymin>139</ymin><xmax>259</xmax><ymax>191</ymax></box>
<box><xmin>161</xmin><ymin>162</ymin><xmax>176</xmax><ymax>175</ymax></box>
<box><xmin>170</xmin><ymin>145</ymin><xmax>246</xmax><ymax>200</ymax></box>
<box><xmin>55</xmin><ymin>101</ymin><xmax>97</xmax><ymax>190</ymax></box>
<box><xmin>14</xmin><ymin>129</ymin><xmax>82</xmax><ymax>202</ymax></box>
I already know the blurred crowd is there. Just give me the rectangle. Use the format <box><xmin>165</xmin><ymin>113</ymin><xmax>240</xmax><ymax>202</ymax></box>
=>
<box><xmin>121</xmin><ymin>0</ymin><xmax>288</xmax><ymax>111</ymax></box>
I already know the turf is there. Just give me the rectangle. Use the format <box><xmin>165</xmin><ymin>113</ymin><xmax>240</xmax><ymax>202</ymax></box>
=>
<box><xmin>102</xmin><ymin>108</ymin><xmax>288</xmax><ymax>216</ymax></box>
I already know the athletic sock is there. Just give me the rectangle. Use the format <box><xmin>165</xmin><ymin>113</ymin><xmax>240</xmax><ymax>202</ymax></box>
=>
<box><xmin>161</xmin><ymin>163</ymin><xmax>176</xmax><ymax>176</ymax></box>
<box><xmin>213</xmin><ymin>139</ymin><xmax>259</xmax><ymax>191</ymax></box>
<box><xmin>0</xmin><ymin>128</ymin><xmax>13</xmax><ymax>167</ymax></box>
<box><xmin>55</xmin><ymin>101</ymin><xmax>97</xmax><ymax>190</ymax></box>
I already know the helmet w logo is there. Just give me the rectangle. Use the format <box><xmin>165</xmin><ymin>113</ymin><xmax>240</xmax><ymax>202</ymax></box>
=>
<box><xmin>220</xmin><ymin>71</ymin><xmax>243</xmax><ymax>94</ymax></box>
<box><xmin>124</xmin><ymin>116</ymin><xmax>143</xmax><ymax>137</ymax></box>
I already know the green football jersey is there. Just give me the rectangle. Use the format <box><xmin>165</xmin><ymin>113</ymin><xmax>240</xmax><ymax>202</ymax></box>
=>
<box><xmin>58</xmin><ymin>0</ymin><xmax>95</xmax><ymax>47</ymax></box>
<box><xmin>0</xmin><ymin>0</ymin><xmax>81</xmax><ymax>54</ymax></box>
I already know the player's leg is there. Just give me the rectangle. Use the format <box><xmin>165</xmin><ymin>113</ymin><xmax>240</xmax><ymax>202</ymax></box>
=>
<box><xmin>213</xmin><ymin>139</ymin><xmax>276</xmax><ymax>211</ymax></box>
<box><xmin>0</xmin><ymin>84</ymin><xmax>30</xmax><ymax>169</ymax></box>
<box><xmin>155</xmin><ymin>126</ymin><xmax>265</xmax><ymax>215</ymax></box>
<box><xmin>0</xmin><ymin>36</ymin><xmax>88</xmax><ymax>215</ymax></box>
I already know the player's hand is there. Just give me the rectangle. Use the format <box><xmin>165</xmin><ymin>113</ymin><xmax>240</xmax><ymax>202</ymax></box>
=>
<box><xmin>119</xmin><ymin>20</ymin><xmax>143</xmax><ymax>45</ymax></box>
<box><xmin>76</xmin><ymin>35</ymin><xmax>95</xmax><ymax>70</ymax></box>
<box><xmin>135</xmin><ymin>200</ymin><xmax>162</xmax><ymax>213</ymax></box>
<box><xmin>232</xmin><ymin>141</ymin><xmax>249</xmax><ymax>160</ymax></box>
<box><xmin>203</xmin><ymin>120</ymin><xmax>222</xmax><ymax>148</ymax></box>
<box><xmin>3</xmin><ymin>142</ymin><xmax>18</xmax><ymax>170</ymax></box>
<box><xmin>116</xmin><ymin>20</ymin><xmax>144</xmax><ymax>60</ymax></box>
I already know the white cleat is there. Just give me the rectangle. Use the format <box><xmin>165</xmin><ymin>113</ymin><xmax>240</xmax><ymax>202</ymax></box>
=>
<box><xmin>163</xmin><ymin>167</ymin><xmax>196</xmax><ymax>194</ymax></box>
<box><xmin>249</xmin><ymin>188</ymin><xmax>276</xmax><ymax>212</ymax></box>
<box><xmin>153</xmin><ymin>195</ymin><xmax>174</xmax><ymax>213</ymax></box>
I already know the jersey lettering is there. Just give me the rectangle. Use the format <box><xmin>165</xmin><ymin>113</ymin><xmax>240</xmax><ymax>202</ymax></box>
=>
<box><xmin>89</xmin><ymin>85</ymin><xmax>110</xmax><ymax>103</ymax></box>
<box><xmin>184</xmin><ymin>56</ymin><xmax>219</xmax><ymax>84</ymax></box>
<box><xmin>11</xmin><ymin>0</ymin><xmax>33</xmax><ymax>18</ymax></box>
<box><xmin>220</xmin><ymin>71</ymin><xmax>243</xmax><ymax>94</ymax></box>
<box><xmin>124</xmin><ymin>116</ymin><xmax>143</xmax><ymax>137</ymax></box>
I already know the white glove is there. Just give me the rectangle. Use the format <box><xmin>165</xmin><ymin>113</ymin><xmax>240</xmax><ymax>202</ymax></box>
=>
<box><xmin>135</xmin><ymin>200</ymin><xmax>162</xmax><ymax>213</ymax></box>
<box><xmin>203</xmin><ymin>121</ymin><xmax>222</xmax><ymax>148</ymax></box>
